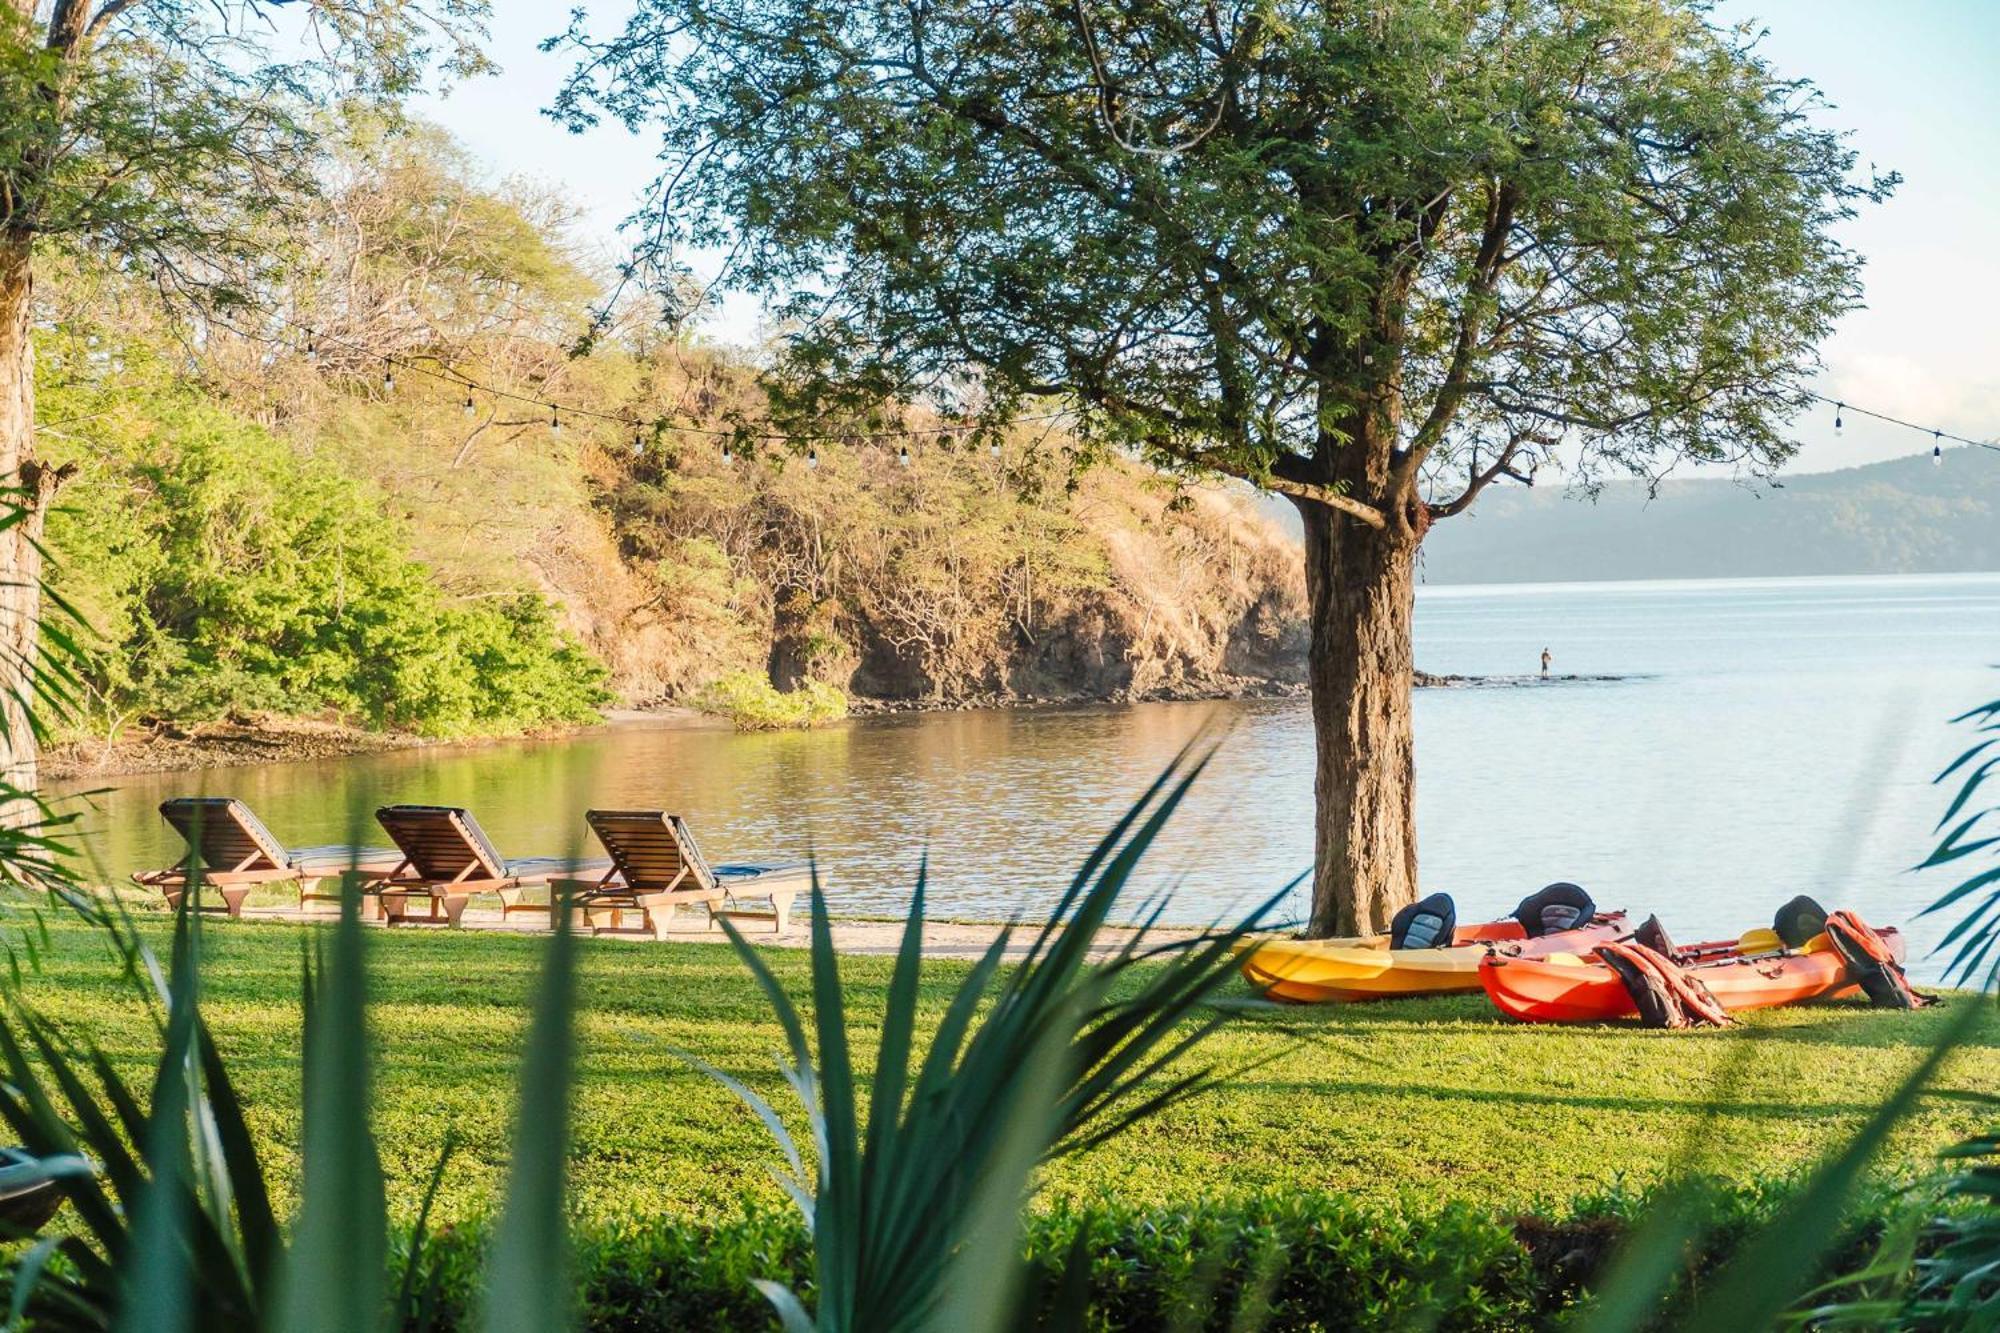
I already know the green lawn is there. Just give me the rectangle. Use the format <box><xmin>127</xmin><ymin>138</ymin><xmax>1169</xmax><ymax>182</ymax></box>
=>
<box><xmin>15</xmin><ymin>913</ymin><xmax>1996</xmax><ymax>1229</ymax></box>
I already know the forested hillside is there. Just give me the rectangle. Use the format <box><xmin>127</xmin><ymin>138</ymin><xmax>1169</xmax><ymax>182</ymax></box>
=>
<box><xmin>1415</xmin><ymin>451</ymin><xmax>2000</xmax><ymax>584</ymax></box>
<box><xmin>36</xmin><ymin>124</ymin><xmax>1305</xmax><ymax>750</ymax></box>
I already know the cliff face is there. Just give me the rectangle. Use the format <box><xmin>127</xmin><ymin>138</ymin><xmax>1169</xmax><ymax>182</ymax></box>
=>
<box><xmin>562</xmin><ymin>444</ymin><xmax>1309</xmax><ymax>708</ymax></box>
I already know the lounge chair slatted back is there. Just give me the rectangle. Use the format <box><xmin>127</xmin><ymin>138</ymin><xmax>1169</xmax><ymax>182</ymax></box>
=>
<box><xmin>585</xmin><ymin>810</ymin><xmax>717</xmax><ymax>893</ymax></box>
<box><xmin>374</xmin><ymin>805</ymin><xmax>509</xmax><ymax>882</ymax></box>
<box><xmin>159</xmin><ymin>797</ymin><xmax>290</xmax><ymax>873</ymax></box>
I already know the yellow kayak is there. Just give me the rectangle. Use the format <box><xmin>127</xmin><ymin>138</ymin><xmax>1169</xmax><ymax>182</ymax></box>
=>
<box><xmin>1240</xmin><ymin>886</ymin><xmax>1627</xmax><ymax>1003</ymax></box>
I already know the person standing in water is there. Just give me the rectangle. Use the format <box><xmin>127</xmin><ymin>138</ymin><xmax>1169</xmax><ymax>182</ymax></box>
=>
<box><xmin>1540</xmin><ymin>647</ymin><xmax>1552</xmax><ymax>678</ymax></box>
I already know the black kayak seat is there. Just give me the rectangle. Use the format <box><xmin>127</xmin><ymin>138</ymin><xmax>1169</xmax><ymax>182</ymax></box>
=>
<box><xmin>1513</xmin><ymin>882</ymin><xmax>1596</xmax><ymax>938</ymax></box>
<box><xmin>1772</xmin><ymin>894</ymin><xmax>1830</xmax><ymax>949</ymax></box>
<box><xmin>1389</xmin><ymin>892</ymin><xmax>1457</xmax><ymax>950</ymax></box>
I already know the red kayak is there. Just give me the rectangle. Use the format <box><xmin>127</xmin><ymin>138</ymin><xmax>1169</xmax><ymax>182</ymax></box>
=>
<box><xmin>1478</xmin><ymin>925</ymin><xmax>1906</xmax><ymax>1023</ymax></box>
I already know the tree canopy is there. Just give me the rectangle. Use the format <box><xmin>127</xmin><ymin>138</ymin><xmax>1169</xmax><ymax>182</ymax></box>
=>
<box><xmin>554</xmin><ymin>0</ymin><xmax>1888</xmax><ymax>518</ymax></box>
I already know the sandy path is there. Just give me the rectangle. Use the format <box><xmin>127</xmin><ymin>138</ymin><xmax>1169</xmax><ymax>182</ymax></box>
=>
<box><xmin>230</xmin><ymin>903</ymin><xmax>1209</xmax><ymax>963</ymax></box>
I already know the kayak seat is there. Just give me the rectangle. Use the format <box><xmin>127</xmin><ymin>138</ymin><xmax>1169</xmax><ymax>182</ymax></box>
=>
<box><xmin>1513</xmin><ymin>882</ymin><xmax>1597</xmax><ymax>938</ymax></box>
<box><xmin>1389</xmin><ymin>893</ymin><xmax>1456</xmax><ymax>950</ymax></box>
<box><xmin>1772</xmin><ymin>894</ymin><xmax>1830</xmax><ymax>949</ymax></box>
<box><xmin>1633</xmin><ymin>914</ymin><xmax>1677</xmax><ymax>958</ymax></box>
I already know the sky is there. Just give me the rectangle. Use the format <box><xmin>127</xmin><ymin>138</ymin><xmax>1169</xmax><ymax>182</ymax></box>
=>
<box><xmin>413</xmin><ymin>1</ymin><xmax>2000</xmax><ymax>475</ymax></box>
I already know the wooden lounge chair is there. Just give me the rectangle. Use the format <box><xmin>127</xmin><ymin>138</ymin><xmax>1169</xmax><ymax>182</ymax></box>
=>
<box><xmin>131</xmin><ymin>797</ymin><xmax>400</xmax><ymax>919</ymax></box>
<box><xmin>366</xmin><ymin>805</ymin><xmax>608</xmax><ymax>928</ymax></box>
<box><xmin>555</xmin><ymin>810</ymin><xmax>808</xmax><ymax>940</ymax></box>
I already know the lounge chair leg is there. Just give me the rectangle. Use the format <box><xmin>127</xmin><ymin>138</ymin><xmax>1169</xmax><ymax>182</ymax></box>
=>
<box><xmin>772</xmin><ymin>892</ymin><xmax>794</xmax><ymax>934</ymax></box>
<box><xmin>441</xmin><ymin>893</ymin><xmax>471</xmax><ymax>929</ymax></box>
<box><xmin>650</xmin><ymin>907</ymin><xmax>673</xmax><ymax>943</ymax></box>
<box><xmin>162</xmin><ymin>888</ymin><xmax>185</xmax><ymax>914</ymax></box>
<box><xmin>220</xmin><ymin>887</ymin><xmax>252</xmax><ymax>920</ymax></box>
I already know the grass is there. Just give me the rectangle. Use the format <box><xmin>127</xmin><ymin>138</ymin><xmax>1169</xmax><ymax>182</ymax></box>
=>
<box><xmin>14</xmin><ymin>911</ymin><xmax>1998</xmax><ymax>1229</ymax></box>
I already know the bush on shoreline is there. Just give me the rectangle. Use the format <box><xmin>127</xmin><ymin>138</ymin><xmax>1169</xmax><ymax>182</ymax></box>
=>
<box><xmin>695</xmin><ymin>670</ymin><xmax>848</xmax><ymax>730</ymax></box>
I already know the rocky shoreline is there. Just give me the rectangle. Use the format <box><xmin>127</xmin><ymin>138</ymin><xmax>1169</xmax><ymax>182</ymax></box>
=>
<box><xmin>43</xmin><ymin>671</ymin><xmax>1630</xmax><ymax>782</ymax></box>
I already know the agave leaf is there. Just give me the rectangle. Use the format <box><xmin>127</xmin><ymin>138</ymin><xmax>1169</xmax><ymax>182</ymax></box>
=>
<box><xmin>115</xmin><ymin>922</ymin><xmax>202</xmax><ymax>1333</ymax></box>
<box><xmin>673</xmin><ymin>1049</ymin><xmax>808</xmax><ymax>1202</ymax></box>
<box><xmin>276</xmin><ymin>879</ymin><xmax>386</xmax><ymax>1333</ymax></box>
<box><xmin>750</xmin><ymin>1278</ymin><xmax>817</xmax><ymax>1333</ymax></box>
<box><xmin>6</xmin><ymin>1233</ymin><xmax>64</xmax><ymax>1331</ymax></box>
<box><xmin>393</xmin><ymin>1131</ymin><xmax>460</xmax><ymax>1324</ymax></box>
<box><xmin>926</xmin><ymin>985</ymin><xmax>1077</xmax><ymax>1333</ymax></box>
<box><xmin>194</xmin><ymin>1015</ymin><xmax>279</xmax><ymax>1292</ymax></box>
<box><xmin>480</xmin><ymin>877</ymin><xmax>581</xmax><ymax>1333</ymax></box>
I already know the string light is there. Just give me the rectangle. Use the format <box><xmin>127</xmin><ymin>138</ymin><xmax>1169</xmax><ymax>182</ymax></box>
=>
<box><xmin>381</xmin><ymin>365</ymin><xmax>395</xmax><ymax>393</ymax></box>
<box><xmin>807</xmin><ymin>446</ymin><xmax>819</xmax><ymax>470</ymax></box>
<box><xmin>463</xmin><ymin>392</ymin><xmax>476</xmax><ymax>419</ymax></box>
<box><xmin>990</xmin><ymin>440</ymin><xmax>1001</xmax><ymax>459</ymax></box>
<box><xmin>898</xmin><ymin>444</ymin><xmax>911</xmax><ymax>467</ymax></box>
<box><xmin>1809</xmin><ymin>392</ymin><xmax>1995</xmax><ymax>457</ymax></box>
<box><xmin>631</xmin><ymin>428</ymin><xmax>644</xmax><ymax>456</ymax></box>
<box><xmin>1833</xmin><ymin>404</ymin><xmax>1843</xmax><ymax>434</ymax></box>
<box><xmin>550</xmin><ymin>409</ymin><xmax>562</xmax><ymax>435</ymax></box>
<box><xmin>304</xmin><ymin>341</ymin><xmax>317</xmax><ymax>364</ymax></box>
<box><xmin>721</xmin><ymin>441</ymin><xmax>733</xmax><ymax>464</ymax></box>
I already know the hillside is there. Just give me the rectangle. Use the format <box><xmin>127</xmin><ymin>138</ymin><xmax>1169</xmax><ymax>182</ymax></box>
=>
<box><xmin>31</xmin><ymin>127</ymin><xmax>1309</xmax><ymax>757</ymax></box>
<box><xmin>1413</xmin><ymin>450</ymin><xmax>2000</xmax><ymax>585</ymax></box>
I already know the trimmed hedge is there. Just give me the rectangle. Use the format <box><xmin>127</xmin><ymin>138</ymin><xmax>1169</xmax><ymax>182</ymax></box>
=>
<box><xmin>403</xmin><ymin>1183</ymin><xmax>1901</xmax><ymax>1330</ymax></box>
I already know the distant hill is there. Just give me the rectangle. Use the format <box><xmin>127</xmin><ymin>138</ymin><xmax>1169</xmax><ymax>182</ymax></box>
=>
<box><xmin>1407</xmin><ymin>448</ymin><xmax>2000</xmax><ymax>584</ymax></box>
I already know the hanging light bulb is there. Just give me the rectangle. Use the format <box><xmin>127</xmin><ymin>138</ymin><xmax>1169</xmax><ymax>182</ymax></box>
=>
<box><xmin>462</xmin><ymin>392</ymin><xmax>476</xmax><ymax>419</ymax></box>
<box><xmin>1833</xmin><ymin>403</ymin><xmax>1843</xmax><ymax>434</ymax></box>
<box><xmin>305</xmin><ymin>341</ymin><xmax>318</xmax><ymax>364</ymax></box>
<box><xmin>381</xmin><ymin>365</ymin><xmax>395</xmax><ymax>393</ymax></box>
<box><xmin>807</xmin><ymin>446</ymin><xmax>819</xmax><ymax>470</ymax></box>
<box><xmin>990</xmin><ymin>440</ymin><xmax>1001</xmax><ymax>460</ymax></box>
<box><xmin>631</xmin><ymin>428</ymin><xmax>644</xmax><ymax>456</ymax></box>
<box><xmin>897</xmin><ymin>444</ymin><xmax>911</xmax><ymax>467</ymax></box>
<box><xmin>550</xmin><ymin>409</ymin><xmax>562</xmax><ymax>435</ymax></box>
<box><xmin>721</xmin><ymin>440</ymin><xmax>733</xmax><ymax>465</ymax></box>
<box><xmin>1934</xmin><ymin>431</ymin><xmax>1943</xmax><ymax>466</ymax></box>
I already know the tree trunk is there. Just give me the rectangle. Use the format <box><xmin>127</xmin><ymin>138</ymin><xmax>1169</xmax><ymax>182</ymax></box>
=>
<box><xmin>0</xmin><ymin>235</ymin><xmax>53</xmax><ymax>794</ymax></box>
<box><xmin>1296</xmin><ymin>497</ymin><xmax>1419</xmax><ymax>938</ymax></box>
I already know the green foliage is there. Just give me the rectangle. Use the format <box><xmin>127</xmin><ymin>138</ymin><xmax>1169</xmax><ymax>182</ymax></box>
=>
<box><xmin>37</xmin><ymin>343</ymin><xmax>608</xmax><ymax>738</ymax></box>
<box><xmin>696</xmin><ymin>671</ymin><xmax>847</xmax><ymax>731</ymax></box>
<box><xmin>0</xmin><ymin>0</ymin><xmax>488</xmax><ymax>272</ymax></box>
<box><xmin>554</xmin><ymin>0</ymin><xmax>1885</xmax><ymax>512</ymax></box>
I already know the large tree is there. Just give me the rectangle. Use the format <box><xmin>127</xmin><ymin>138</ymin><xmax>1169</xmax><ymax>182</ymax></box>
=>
<box><xmin>555</xmin><ymin>0</ymin><xmax>1884</xmax><ymax>934</ymax></box>
<box><xmin>0</xmin><ymin>0</ymin><xmax>489</xmax><ymax>789</ymax></box>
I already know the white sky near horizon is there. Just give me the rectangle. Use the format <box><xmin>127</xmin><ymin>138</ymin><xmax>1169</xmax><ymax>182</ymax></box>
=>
<box><xmin>411</xmin><ymin>1</ymin><xmax>2000</xmax><ymax>476</ymax></box>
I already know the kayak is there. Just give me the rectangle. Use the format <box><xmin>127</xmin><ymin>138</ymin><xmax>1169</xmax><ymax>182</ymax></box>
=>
<box><xmin>1241</xmin><ymin>913</ymin><xmax>1629</xmax><ymax>1003</ymax></box>
<box><xmin>1477</xmin><ymin>925</ymin><xmax>1906</xmax><ymax>1023</ymax></box>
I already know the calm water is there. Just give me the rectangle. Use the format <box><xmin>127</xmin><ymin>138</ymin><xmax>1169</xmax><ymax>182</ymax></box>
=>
<box><xmin>56</xmin><ymin>573</ymin><xmax>2000</xmax><ymax>981</ymax></box>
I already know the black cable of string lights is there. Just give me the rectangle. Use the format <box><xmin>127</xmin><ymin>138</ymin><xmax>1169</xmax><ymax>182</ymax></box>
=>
<box><xmin>233</xmin><ymin>306</ymin><xmax>2000</xmax><ymax>463</ymax></box>
<box><xmin>1809</xmin><ymin>392</ymin><xmax>2000</xmax><ymax>458</ymax></box>
<box><xmin>269</xmin><ymin>311</ymin><xmax>1070</xmax><ymax>449</ymax></box>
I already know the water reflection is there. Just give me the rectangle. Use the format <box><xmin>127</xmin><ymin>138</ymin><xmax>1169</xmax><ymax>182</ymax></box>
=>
<box><xmin>52</xmin><ymin>573</ymin><xmax>2000</xmax><ymax>982</ymax></box>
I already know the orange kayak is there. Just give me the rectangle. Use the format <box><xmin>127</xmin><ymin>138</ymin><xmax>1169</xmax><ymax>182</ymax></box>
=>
<box><xmin>1241</xmin><ymin>914</ymin><xmax>1628</xmax><ymax>1004</ymax></box>
<box><xmin>1478</xmin><ymin>926</ymin><xmax>1905</xmax><ymax>1023</ymax></box>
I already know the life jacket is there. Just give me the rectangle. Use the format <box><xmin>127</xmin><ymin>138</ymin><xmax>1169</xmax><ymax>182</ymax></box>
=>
<box><xmin>1389</xmin><ymin>893</ymin><xmax>1456</xmax><ymax>950</ymax></box>
<box><xmin>1596</xmin><ymin>940</ymin><xmax>1732</xmax><ymax>1029</ymax></box>
<box><xmin>1824</xmin><ymin>911</ymin><xmax>1934</xmax><ymax>1009</ymax></box>
<box><xmin>1513</xmin><ymin>882</ymin><xmax>1596</xmax><ymax>937</ymax></box>
<box><xmin>1772</xmin><ymin>895</ymin><xmax>1830</xmax><ymax>950</ymax></box>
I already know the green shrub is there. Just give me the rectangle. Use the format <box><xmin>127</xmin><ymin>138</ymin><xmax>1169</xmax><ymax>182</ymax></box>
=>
<box><xmin>386</xmin><ymin>1183</ymin><xmax>1905</xmax><ymax>1331</ymax></box>
<box><xmin>37</xmin><ymin>343</ymin><xmax>610</xmax><ymax>738</ymax></box>
<box><xmin>695</xmin><ymin>670</ymin><xmax>847</xmax><ymax>730</ymax></box>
